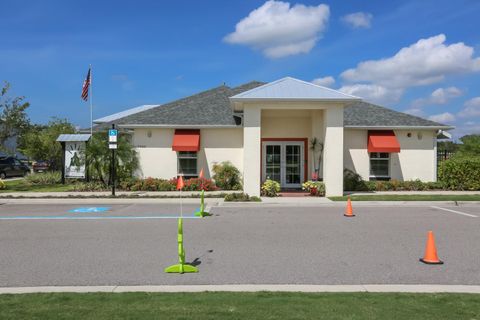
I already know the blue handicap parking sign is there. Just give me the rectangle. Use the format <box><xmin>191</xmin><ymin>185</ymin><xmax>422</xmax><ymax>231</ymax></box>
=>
<box><xmin>109</xmin><ymin>129</ymin><xmax>118</xmax><ymax>136</ymax></box>
<box><xmin>69</xmin><ymin>207</ymin><xmax>110</xmax><ymax>213</ymax></box>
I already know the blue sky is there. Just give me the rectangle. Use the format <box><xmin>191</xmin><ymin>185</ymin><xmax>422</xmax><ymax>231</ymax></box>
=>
<box><xmin>1</xmin><ymin>0</ymin><xmax>480</xmax><ymax>138</ymax></box>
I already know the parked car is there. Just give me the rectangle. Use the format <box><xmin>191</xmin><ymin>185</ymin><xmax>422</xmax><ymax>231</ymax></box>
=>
<box><xmin>32</xmin><ymin>160</ymin><xmax>50</xmax><ymax>173</ymax></box>
<box><xmin>0</xmin><ymin>157</ymin><xmax>31</xmax><ymax>179</ymax></box>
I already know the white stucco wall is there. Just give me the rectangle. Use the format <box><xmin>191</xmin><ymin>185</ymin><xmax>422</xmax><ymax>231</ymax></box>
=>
<box><xmin>132</xmin><ymin>128</ymin><xmax>243</xmax><ymax>179</ymax></box>
<box><xmin>261</xmin><ymin>110</ymin><xmax>311</xmax><ymax>138</ymax></box>
<box><xmin>261</xmin><ymin>109</ymin><xmax>318</xmax><ymax>177</ymax></box>
<box><xmin>344</xmin><ymin>129</ymin><xmax>369</xmax><ymax>180</ymax></box>
<box><xmin>243</xmin><ymin>106</ymin><xmax>261</xmax><ymax>196</ymax></box>
<box><xmin>392</xmin><ymin>130</ymin><xmax>437</xmax><ymax>181</ymax></box>
<box><xmin>323</xmin><ymin>106</ymin><xmax>344</xmax><ymax>196</ymax></box>
<box><xmin>344</xmin><ymin>129</ymin><xmax>437</xmax><ymax>182</ymax></box>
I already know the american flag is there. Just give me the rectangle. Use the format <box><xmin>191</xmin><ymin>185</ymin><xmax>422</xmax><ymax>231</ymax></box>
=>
<box><xmin>81</xmin><ymin>68</ymin><xmax>91</xmax><ymax>101</ymax></box>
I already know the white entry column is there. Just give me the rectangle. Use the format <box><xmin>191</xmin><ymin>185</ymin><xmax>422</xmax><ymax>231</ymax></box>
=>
<box><xmin>243</xmin><ymin>106</ymin><xmax>261</xmax><ymax>197</ymax></box>
<box><xmin>323</xmin><ymin>106</ymin><xmax>344</xmax><ymax>196</ymax></box>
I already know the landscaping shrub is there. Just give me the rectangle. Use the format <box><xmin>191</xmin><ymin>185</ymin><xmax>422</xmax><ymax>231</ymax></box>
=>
<box><xmin>119</xmin><ymin>177</ymin><xmax>217</xmax><ymax>191</ymax></box>
<box><xmin>72</xmin><ymin>181</ymin><xmax>108</xmax><ymax>192</ymax></box>
<box><xmin>224</xmin><ymin>193</ymin><xmax>261</xmax><ymax>202</ymax></box>
<box><xmin>26</xmin><ymin>171</ymin><xmax>61</xmax><ymax>185</ymax></box>
<box><xmin>261</xmin><ymin>179</ymin><xmax>280</xmax><ymax>197</ymax></box>
<box><xmin>302</xmin><ymin>180</ymin><xmax>325</xmax><ymax>196</ymax></box>
<box><xmin>0</xmin><ymin>179</ymin><xmax>5</xmax><ymax>190</ymax></box>
<box><xmin>343</xmin><ymin>169</ymin><xmax>370</xmax><ymax>191</ymax></box>
<box><xmin>212</xmin><ymin>162</ymin><xmax>242</xmax><ymax>190</ymax></box>
<box><xmin>342</xmin><ymin>170</ymin><xmax>466</xmax><ymax>192</ymax></box>
<box><xmin>438</xmin><ymin>157</ymin><xmax>480</xmax><ymax>190</ymax></box>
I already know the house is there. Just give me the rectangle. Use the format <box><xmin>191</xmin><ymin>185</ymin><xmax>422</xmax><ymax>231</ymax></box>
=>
<box><xmin>94</xmin><ymin>77</ymin><xmax>453</xmax><ymax>196</ymax></box>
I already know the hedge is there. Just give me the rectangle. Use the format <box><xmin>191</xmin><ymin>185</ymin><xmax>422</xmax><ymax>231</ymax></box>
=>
<box><xmin>438</xmin><ymin>157</ymin><xmax>480</xmax><ymax>190</ymax></box>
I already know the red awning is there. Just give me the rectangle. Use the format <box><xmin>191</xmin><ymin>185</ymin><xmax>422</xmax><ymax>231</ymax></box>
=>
<box><xmin>172</xmin><ymin>129</ymin><xmax>200</xmax><ymax>152</ymax></box>
<box><xmin>367</xmin><ymin>130</ymin><xmax>400</xmax><ymax>153</ymax></box>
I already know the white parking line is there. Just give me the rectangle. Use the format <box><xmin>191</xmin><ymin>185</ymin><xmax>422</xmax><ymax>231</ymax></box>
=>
<box><xmin>430</xmin><ymin>206</ymin><xmax>478</xmax><ymax>218</ymax></box>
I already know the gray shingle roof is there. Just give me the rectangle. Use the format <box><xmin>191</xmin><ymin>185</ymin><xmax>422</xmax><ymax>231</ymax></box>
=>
<box><xmin>92</xmin><ymin>81</ymin><xmax>452</xmax><ymax>130</ymax></box>
<box><xmin>344</xmin><ymin>102</ymin><xmax>451</xmax><ymax>128</ymax></box>
<box><xmin>109</xmin><ymin>81</ymin><xmax>265</xmax><ymax>128</ymax></box>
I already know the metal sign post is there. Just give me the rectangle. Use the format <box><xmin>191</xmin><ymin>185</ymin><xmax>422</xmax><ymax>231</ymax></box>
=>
<box><xmin>109</xmin><ymin>125</ymin><xmax>118</xmax><ymax>196</ymax></box>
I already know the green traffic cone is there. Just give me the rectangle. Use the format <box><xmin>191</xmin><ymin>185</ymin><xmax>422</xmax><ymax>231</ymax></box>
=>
<box><xmin>164</xmin><ymin>218</ymin><xmax>198</xmax><ymax>274</ymax></box>
<box><xmin>195</xmin><ymin>190</ymin><xmax>209</xmax><ymax>217</ymax></box>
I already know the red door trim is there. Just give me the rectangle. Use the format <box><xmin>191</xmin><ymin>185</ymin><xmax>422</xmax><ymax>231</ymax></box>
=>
<box><xmin>260</xmin><ymin>138</ymin><xmax>309</xmax><ymax>183</ymax></box>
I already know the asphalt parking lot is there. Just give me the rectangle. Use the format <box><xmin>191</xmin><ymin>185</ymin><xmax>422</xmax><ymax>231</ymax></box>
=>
<box><xmin>0</xmin><ymin>201</ymin><xmax>479</xmax><ymax>287</ymax></box>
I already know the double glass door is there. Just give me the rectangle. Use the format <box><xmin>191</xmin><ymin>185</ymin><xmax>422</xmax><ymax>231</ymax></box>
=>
<box><xmin>263</xmin><ymin>141</ymin><xmax>304</xmax><ymax>188</ymax></box>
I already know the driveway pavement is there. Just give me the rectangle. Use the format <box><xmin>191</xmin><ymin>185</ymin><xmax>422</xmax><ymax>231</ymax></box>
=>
<box><xmin>0</xmin><ymin>201</ymin><xmax>479</xmax><ymax>287</ymax></box>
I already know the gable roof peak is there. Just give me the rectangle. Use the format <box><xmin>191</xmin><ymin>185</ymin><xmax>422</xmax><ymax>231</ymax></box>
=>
<box><xmin>230</xmin><ymin>76</ymin><xmax>361</xmax><ymax>101</ymax></box>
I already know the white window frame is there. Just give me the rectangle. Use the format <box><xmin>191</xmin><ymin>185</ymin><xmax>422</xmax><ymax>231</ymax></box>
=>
<box><xmin>177</xmin><ymin>151</ymin><xmax>198</xmax><ymax>177</ymax></box>
<box><xmin>369</xmin><ymin>152</ymin><xmax>390</xmax><ymax>180</ymax></box>
<box><xmin>262</xmin><ymin>141</ymin><xmax>304</xmax><ymax>188</ymax></box>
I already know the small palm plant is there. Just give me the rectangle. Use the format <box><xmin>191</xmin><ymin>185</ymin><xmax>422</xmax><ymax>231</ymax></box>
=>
<box><xmin>309</xmin><ymin>137</ymin><xmax>324</xmax><ymax>180</ymax></box>
<box><xmin>86</xmin><ymin>131</ymin><xmax>139</xmax><ymax>186</ymax></box>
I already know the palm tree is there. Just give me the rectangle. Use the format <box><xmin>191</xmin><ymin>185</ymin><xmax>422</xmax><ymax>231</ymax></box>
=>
<box><xmin>86</xmin><ymin>131</ymin><xmax>139</xmax><ymax>185</ymax></box>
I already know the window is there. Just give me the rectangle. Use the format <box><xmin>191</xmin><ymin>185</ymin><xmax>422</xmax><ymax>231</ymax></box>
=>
<box><xmin>177</xmin><ymin>151</ymin><xmax>197</xmax><ymax>177</ymax></box>
<box><xmin>369</xmin><ymin>152</ymin><xmax>390</xmax><ymax>180</ymax></box>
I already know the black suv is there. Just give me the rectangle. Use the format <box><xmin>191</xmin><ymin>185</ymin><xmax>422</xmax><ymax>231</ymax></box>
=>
<box><xmin>0</xmin><ymin>157</ymin><xmax>31</xmax><ymax>179</ymax></box>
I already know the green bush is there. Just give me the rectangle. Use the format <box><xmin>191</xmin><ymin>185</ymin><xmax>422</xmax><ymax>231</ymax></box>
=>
<box><xmin>119</xmin><ymin>177</ymin><xmax>216</xmax><ymax>191</ymax></box>
<box><xmin>0</xmin><ymin>179</ymin><xmax>5</xmax><ymax>190</ymax></box>
<box><xmin>302</xmin><ymin>180</ymin><xmax>325</xmax><ymax>196</ymax></box>
<box><xmin>72</xmin><ymin>181</ymin><xmax>108</xmax><ymax>192</ymax></box>
<box><xmin>26</xmin><ymin>171</ymin><xmax>61</xmax><ymax>185</ymax></box>
<box><xmin>224</xmin><ymin>193</ymin><xmax>261</xmax><ymax>202</ymax></box>
<box><xmin>344</xmin><ymin>169</ymin><xmax>370</xmax><ymax>191</ymax></box>
<box><xmin>342</xmin><ymin>168</ymin><xmax>462</xmax><ymax>191</ymax></box>
<box><xmin>261</xmin><ymin>179</ymin><xmax>280</xmax><ymax>197</ymax></box>
<box><xmin>439</xmin><ymin>158</ymin><xmax>480</xmax><ymax>190</ymax></box>
<box><xmin>212</xmin><ymin>162</ymin><xmax>242</xmax><ymax>190</ymax></box>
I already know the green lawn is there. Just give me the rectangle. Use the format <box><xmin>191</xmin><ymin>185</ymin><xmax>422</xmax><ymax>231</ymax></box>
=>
<box><xmin>0</xmin><ymin>179</ymin><xmax>75</xmax><ymax>193</ymax></box>
<box><xmin>0</xmin><ymin>292</ymin><xmax>478</xmax><ymax>319</ymax></box>
<box><xmin>329</xmin><ymin>194</ymin><xmax>480</xmax><ymax>201</ymax></box>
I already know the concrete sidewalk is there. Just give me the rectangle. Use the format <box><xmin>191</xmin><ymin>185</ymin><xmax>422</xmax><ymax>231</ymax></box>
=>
<box><xmin>1</xmin><ymin>284</ymin><xmax>480</xmax><ymax>294</ymax></box>
<box><xmin>0</xmin><ymin>190</ymin><xmax>236</xmax><ymax>198</ymax></box>
<box><xmin>348</xmin><ymin>190</ymin><xmax>480</xmax><ymax>195</ymax></box>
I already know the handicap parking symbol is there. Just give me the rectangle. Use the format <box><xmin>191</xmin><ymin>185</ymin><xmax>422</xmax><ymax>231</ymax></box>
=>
<box><xmin>69</xmin><ymin>207</ymin><xmax>110</xmax><ymax>213</ymax></box>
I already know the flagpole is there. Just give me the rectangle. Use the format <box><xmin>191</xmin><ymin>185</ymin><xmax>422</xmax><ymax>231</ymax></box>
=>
<box><xmin>89</xmin><ymin>64</ymin><xmax>93</xmax><ymax>136</ymax></box>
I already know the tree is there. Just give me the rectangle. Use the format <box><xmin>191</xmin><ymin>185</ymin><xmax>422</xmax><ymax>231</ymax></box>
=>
<box><xmin>86</xmin><ymin>131</ymin><xmax>139</xmax><ymax>185</ymax></box>
<box><xmin>456</xmin><ymin>135</ymin><xmax>480</xmax><ymax>158</ymax></box>
<box><xmin>0</xmin><ymin>82</ymin><xmax>30</xmax><ymax>150</ymax></box>
<box><xmin>437</xmin><ymin>140</ymin><xmax>459</xmax><ymax>153</ymax></box>
<box><xmin>18</xmin><ymin>118</ymin><xmax>75</xmax><ymax>169</ymax></box>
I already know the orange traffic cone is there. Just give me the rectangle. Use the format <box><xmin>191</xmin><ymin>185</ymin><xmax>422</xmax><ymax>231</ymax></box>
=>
<box><xmin>344</xmin><ymin>196</ymin><xmax>355</xmax><ymax>217</ymax></box>
<box><xmin>420</xmin><ymin>231</ymin><xmax>443</xmax><ymax>265</ymax></box>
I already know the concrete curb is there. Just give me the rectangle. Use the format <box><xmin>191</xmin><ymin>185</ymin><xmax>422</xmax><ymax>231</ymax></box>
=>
<box><xmin>1</xmin><ymin>285</ymin><xmax>480</xmax><ymax>294</ymax></box>
<box><xmin>0</xmin><ymin>198</ymin><xmax>223</xmax><ymax>205</ymax></box>
<box><xmin>220</xmin><ymin>201</ymin><xmax>480</xmax><ymax>207</ymax></box>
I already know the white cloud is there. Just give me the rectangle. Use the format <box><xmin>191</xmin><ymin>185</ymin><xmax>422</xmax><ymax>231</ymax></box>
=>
<box><xmin>403</xmin><ymin>108</ymin><xmax>425</xmax><ymax>117</ymax></box>
<box><xmin>428</xmin><ymin>112</ymin><xmax>456</xmax><ymax>123</ymax></box>
<box><xmin>341</xmin><ymin>34</ymin><xmax>480</xmax><ymax>89</ymax></box>
<box><xmin>411</xmin><ymin>86</ymin><xmax>463</xmax><ymax>108</ymax></box>
<box><xmin>224</xmin><ymin>1</ymin><xmax>330</xmax><ymax>58</ymax></box>
<box><xmin>458</xmin><ymin>97</ymin><xmax>480</xmax><ymax>117</ymax></box>
<box><xmin>312</xmin><ymin>76</ymin><xmax>335</xmax><ymax>87</ymax></box>
<box><xmin>341</xmin><ymin>12</ymin><xmax>373</xmax><ymax>29</ymax></box>
<box><xmin>338</xmin><ymin>84</ymin><xmax>403</xmax><ymax>105</ymax></box>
